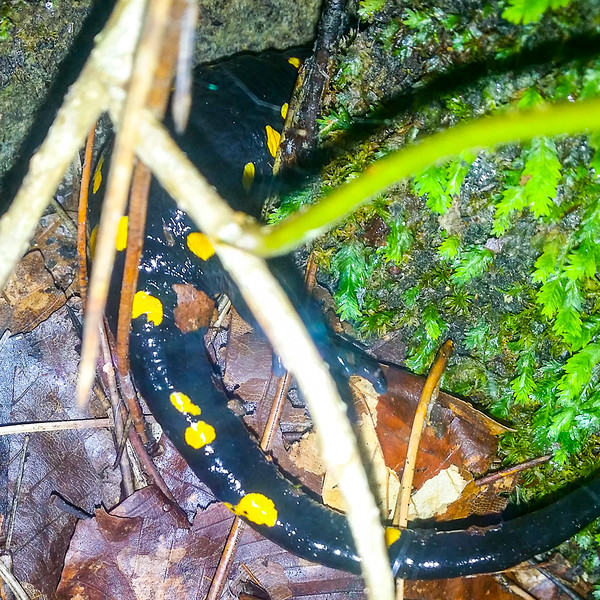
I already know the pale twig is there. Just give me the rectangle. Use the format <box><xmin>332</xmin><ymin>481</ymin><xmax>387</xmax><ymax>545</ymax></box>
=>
<box><xmin>217</xmin><ymin>245</ymin><xmax>395</xmax><ymax>600</ymax></box>
<box><xmin>129</xmin><ymin>108</ymin><xmax>248</xmax><ymax>240</ymax></box>
<box><xmin>0</xmin><ymin>419</ymin><xmax>112</xmax><ymax>436</ymax></box>
<box><xmin>5</xmin><ymin>435</ymin><xmax>29</xmax><ymax>551</ymax></box>
<box><xmin>78</xmin><ymin>0</ymin><xmax>174</xmax><ymax>407</ymax></box>
<box><xmin>0</xmin><ymin>0</ymin><xmax>150</xmax><ymax>295</ymax></box>
<box><xmin>0</xmin><ymin>560</ymin><xmax>31</xmax><ymax>600</ymax></box>
<box><xmin>171</xmin><ymin>0</ymin><xmax>198</xmax><ymax>132</ymax></box>
<box><xmin>128</xmin><ymin>111</ymin><xmax>395</xmax><ymax>598</ymax></box>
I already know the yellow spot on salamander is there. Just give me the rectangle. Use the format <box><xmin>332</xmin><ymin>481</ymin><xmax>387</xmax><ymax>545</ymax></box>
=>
<box><xmin>132</xmin><ymin>291</ymin><xmax>163</xmax><ymax>326</ymax></box>
<box><xmin>265</xmin><ymin>125</ymin><xmax>281</xmax><ymax>158</ymax></box>
<box><xmin>242</xmin><ymin>162</ymin><xmax>255</xmax><ymax>193</ymax></box>
<box><xmin>185</xmin><ymin>421</ymin><xmax>216</xmax><ymax>449</ymax></box>
<box><xmin>89</xmin><ymin>225</ymin><xmax>98</xmax><ymax>258</ymax></box>
<box><xmin>280</xmin><ymin>103</ymin><xmax>289</xmax><ymax>120</ymax></box>
<box><xmin>187</xmin><ymin>232</ymin><xmax>215</xmax><ymax>261</ymax></box>
<box><xmin>92</xmin><ymin>155</ymin><xmax>104</xmax><ymax>194</ymax></box>
<box><xmin>170</xmin><ymin>391</ymin><xmax>201</xmax><ymax>416</ymax></box>
<box><xmin>385</xmin><ymin>527</ymin><xmax>401</xmax><ymax>546</ymax></box>
<box><xmin>116</xmin><ymin>216</ymin><xmax>128</xmax><ymax>251</ymax></box>
<box><xmin>88</xmin><ymin>217</ymin><xmax>128</xmax><ymax>257</ymax></box>
<box><xmin>225</xmin><ymin>493</ymin><xmax>278</xmax><ymax>527</ymax></box>
<box><xmin>288</xmin><ymin>56</ymin><xmax>301</xmax><ymax>69</ymax></box>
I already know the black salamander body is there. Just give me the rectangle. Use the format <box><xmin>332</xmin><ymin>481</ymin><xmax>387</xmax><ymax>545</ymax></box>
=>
<box><xmin>91</xmin><ymin>50</ymin><xmax>600</xmax><ymax>580</ymax></box>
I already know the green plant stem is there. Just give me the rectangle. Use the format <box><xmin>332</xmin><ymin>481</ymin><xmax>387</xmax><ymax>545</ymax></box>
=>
<box><xmin>246</xmin><ymin>97</ymin><xmax>600</xmax><ymax>256</ymax></box>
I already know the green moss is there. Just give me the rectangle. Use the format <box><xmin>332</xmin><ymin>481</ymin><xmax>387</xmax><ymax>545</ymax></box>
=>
<box><xmin>502</xmin><ymin>0</ymin><xmax>573</xmax><ymax>25</ymax></box>
<box><xmin>331</xmin><ymin>242</ymin><xmax>371</xmax><ymax>321</ymax></box>
<box><xmin>267</xmin><ymin>187</ymin><xmax>315</xmax><ymax>224</ymax></box>
<box><xmin>411</xmin><ymin>152</ymin><xmax>476</xmax><ymax>215</ymax></box>
<box><xmin>0</xmin><ymin>3</ymin><xmax>18</xmax><ymax>41</ymax></box>
<box><xmin>358</xmin><ymin>0</ymin><xmax>386</xmax><ymax>21</ymax></box>
<box><xmin>379</xmin><ymin>215</ymin><xmax>413</xmax><ymax>264</ymax></box>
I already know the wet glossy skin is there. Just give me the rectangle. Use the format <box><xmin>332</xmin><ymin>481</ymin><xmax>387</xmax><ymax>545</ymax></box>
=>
<box><xmin>128</xmin><ymin>207</ymin><xmax>361</xmax><ymax>570</ymax></box>
<box><xmin>94</xmin><ymin>51</ymin><xmax>600</xmax><ymax>580</ymax></box>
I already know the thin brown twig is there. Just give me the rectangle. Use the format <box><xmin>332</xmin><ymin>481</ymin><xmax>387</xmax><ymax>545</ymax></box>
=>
<box><xmin>77</xmin><ymin>125</ymin><xmax>96</xmax><ymax>310</ymax></box>
<box><xmin>206</xmin><ymin>338</ymin><xmax>292</xmax><ymax>599</ymax></box>
<box><xmin>118</xmin><ymin>370</ymin><xmax>152</xmax><ymax>446</ymax></box>
<box><xmin>98</xmin><ymin>320</ymin><xmax>136</xmax><ymax>497</ymax></box>
<box><xmin>260</xmin><ymin>372</ymin><xmax>293</xmax><ymax>453</ymax></box>
<box><xmin>124</xmin><ymin>425</ymin><xmax>188</xmax><ymax>522</ymax></box>
<box><xmin>205</xmin><ymin>517</ymin><xmax>245</xmax><ymax>600</ymax></box>
<box><xmin>116</xmin><ymin>162</ymin><xmax>151</xmax><ymax>374</ymax></box>
<box><xmin>239</xmin><ymin>563</ymin><xmax>263</xmax><ymax>586</ymax></box>
<box><xmin>394</xmin><ymin>340</ymin><xmax>454</xmax><ymax>527</ymax></box>
<box><xmin>476</xmin><ymin>455</ymin><xmax>552</xmax><ymax>487</ymax></box>
<box><xmin>393</xmin><ymin>340</ymin><xmax>453</xmax><ymax>599</ymax></box>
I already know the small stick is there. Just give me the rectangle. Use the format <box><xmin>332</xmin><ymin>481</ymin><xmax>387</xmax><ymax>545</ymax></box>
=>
<box><xmin>394</xmin><ymin>340</ymin><xmax>454</xmax><ymax>526</ymax></box>
<box><xmin>393</xmin><ymin>340</ymin><xmax>453</xmax><ymax>600</ymax></box>
<box><xmin>98</xmin><ymin>322</ymin><xmax>136</xmax><ymax>496</ymax></box>
<box><xmin>476</xmin><ymin>455</ymin><xmax>552</xmax><ymax>487</ymax></box>
<box><xmin>207</xmin><ymin>254</ymin><xmax>317</xmax><ymax>598</ymax></box>
<box><xmin>115</xmin><ymin>162</ymin><xmax>151</xmax><ymax>375</ymax></box>
<box><xmin>0</xmin><ymin>419</ymin><xmax>112</xmax><ymax>436</ymax></box>
<box><xmin>205</xmin><ymin>518</ymin><xmax>245</xmax><ymax>600</ymax></box>
<box><xmin>125</xmin><ymin>425</ymin><xmax>188</xmax><ymax>522</ymax></box>
<box><xmin>260</xmin><ymin>372</ymin><xmax>292</xmax><ymax>453</ymax></box>
<box><xmin>5</xmin><ymin>436</ymin><xmax>29</xmax><ymax>552</ymax></box>
<box><xmin>0</xmin><ymin>560</ymin><xmax>31</xmax><ymax>600</ymax></box>
<box><xmin>49</xmin><ymin>197</ymin><xmax>78</xmax><ymax>237</ymax></box>
<box><xmin>77</xmin><ymin>125</ymin><xmax>96</xmax><ymax>311</ymax></box>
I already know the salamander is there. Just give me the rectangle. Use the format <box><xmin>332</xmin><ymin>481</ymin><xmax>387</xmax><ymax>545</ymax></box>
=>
<box><xmin>90</xmin><ymin>50</ymin><xmax>600</xmax><ymax>580</ymax></box>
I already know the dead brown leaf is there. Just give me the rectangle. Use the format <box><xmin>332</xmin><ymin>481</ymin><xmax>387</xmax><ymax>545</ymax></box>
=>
<box><xmin>173</xmin><ymin>283</ymin><xmax>214</xmax><ymax>333</ymax></box>
<box><xmin>1</xmin><ymin>302</ymin><xmax>121</xmax><ymax>598</ymax></box>
<box><xmin>0</xmin><ymin>250</ymin><xmax>66</xmax><ymax>335</ymax></box>
<box><xmin>56</xmin><ymin>486</ymin><xmax>366</xmax><ymax>600</ymax></box>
